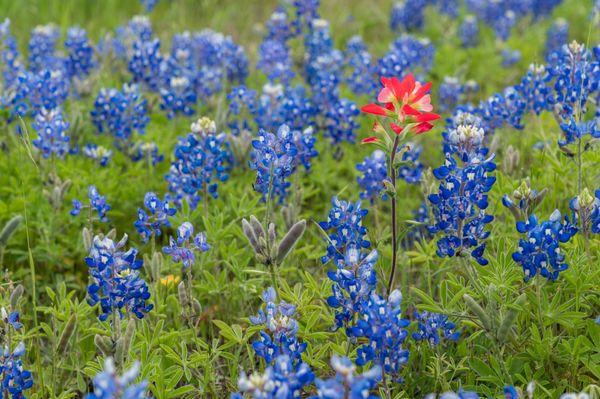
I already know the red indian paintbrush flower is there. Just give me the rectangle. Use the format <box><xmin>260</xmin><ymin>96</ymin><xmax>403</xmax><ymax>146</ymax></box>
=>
<box><xmin>360</xmin><ymin>74</ymin><xmax>440</xmax><ymax>143</ymax></box>
<box><xmin>358</xmin><ymin>72</ymin><xmax>441</xmax><ymax>296</ymax></box>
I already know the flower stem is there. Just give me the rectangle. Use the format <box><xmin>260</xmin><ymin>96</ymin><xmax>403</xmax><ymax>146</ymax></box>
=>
<box><xmin>387</xmin><ymin>135</ymin><xmax>400</xmax><ymax>296</ymax></box>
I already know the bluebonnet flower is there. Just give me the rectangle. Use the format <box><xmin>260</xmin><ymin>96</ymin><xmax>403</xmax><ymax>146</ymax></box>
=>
<box><xmin>357</xmin><ymin>150</ymin><xmax>387</xmax><ymax>204</ymax></box>
<box><xmin>232</xmin><ymin>354</ymin><xmax>314</xmax><ymax>399</ymax></box>
<box><xmin>91</xmin><ymin>84</ymin><xmax>149</xmax><ymax>145</ymax></box>
<box><xmin>83</xmin><ymin>144</ymin><xmax>113</xmax><ymax>167</ymax></box>
<box><xmin>319</xmin><ymin>197</ymin><xmax>370</xmax><ymax>264</ymax></box>
<box><xmin>111</xmin><ymin>15</ymin><xmax>153</xmax><ymax>59</ymax></box>
<box><xmin>412</xmin><ymin>311</ymin><xmax>460</xmax><ymax>346</ymax></box>
<box><xmin>160</xmin><ymin>75</ymin><xmax>197</xmax><ymax>119</ymax></box>
<box><xmin>324</xmin><ymin>97</ymin><xmax>360</xmax><ymax>145</ymax></box>
<box><xmin>140</xmin><ymin>0</ymin><xmax>158</xmax><ymax>12</ymax></box>
<box><xmin>504</xmin><ymin>386</ymin><xmax>519</xmax><ymax>399</ymax></box>
<box><xmin>303</xmin><ymin>20</ymin><xmax>359</xmax><ymax>146</ymax></box>
<box><xmin>459</xmin><ymin>15</ymin><xmax>479</xmax><ymax>48</ymax></box>
<box><xmin>162</xmin><ymin>222</ymin><xmax>209</xmax><ymax>268</ymax></box>
<box><xmin>472</xmin><ymin>86</ymin><xmax>527</xmax><ymax>134</ymax></box>
<box><xmin>514</xmin><ymin>64</ymin><xmax>554</xmax><ymax>116</ymax></box>
<box><xmin>249</xmin><ymin>287</ymin><xmax>307</xmax><ymax>365</ymax></box>
<box><xmin>71</xmin><ymin>185</ymin><xmax>111</xmax><ymax>223</ymax></box>
<box><xmin>291</xmin><ymin>0</ymin><xmax>320</xmax><ymax>35</ymax></box>
<box><xmin>31</xmin><ymin>107</ymin><xmax>70</xmax><ymax>159</ymax></box>
<box><xmin>135</xmin><ymin>192</ymin><xmax>176</xmax><ymax>243</ymax></box>
<box><xmin>439</xmin><ymin>77</ymin><xmax>464</xmax><ymax>114</ymax></box>
<box><xmin>86</xmin><ymin>234</ymin><xmax>153</xmax><ymax>321</ymax></box>
<box><xmin>24</xmin><ymin>68</ymin><xmax>70</xmax><ymax>114</ymax></box>
<box><xmin>438</xmin><ymin>77</ymin><xmax>478</xmax><ymax>114</ymax></box>
<box><xmin>0</xmin><ymin>342</ymin><xmax>33</xmax><ymax>399</ymax></box>
<box><xmin>166</xmin><ymin>117</ymin><xmax>230</xmax><ymax>209</ymax></box>
<box><xmin>86</xmin><ymin>357</ymin><xmax>149</xmax><ymax>399</ymax></box>
<box><xmin>304</xmin><ymin>19</ymin><xmax>337</xmax><ymax>83</ymax></box>
<box><xmin>429</xmin><ymin>123</ymin><xmax>496</xmax><ymax>266</ymax></box>
<box><xmin>344</xmin><ymin>36</ymin><xmax>377</xmax><ymax>96</ymax></box>
<box><xmin>390</xmin><ymin>0</ymin><xmax>428</xmax><ymax>32</ymax></box>
<box><xmin>256</xmin><ymin>84</ymin><xmax>316</xmax><ymax>133</ymax></box>
<box><xmin>502</xmin><ymin>179</ymin><xmax>548</xmax><ymax>222</ymax></box>
<box><xmin>250</xmin><ymin>124</ymin><xmax>297</xmax><ymax>204</ymax></box>
<box><xmin>464</xmin><ymin>1</ymin><xmax>519</xmax><ymax>41</ymax></box>
<box><xmin>427</xmin><ymin>388</ymin><xmax>480</xmax><ymax>399</ymax></box>
<box><xmin>398</xmin><ymin>143</ymin><xmax>424</xmax><ymax>184</ymax></box>
<box><xmin>28</xmin><ymin>24</ymin><xmax>61</xmax><ymax>72</ymax></box>
<box><xmin>128</xmin><ymin>37</ymin><xmax>163</xmax><ymax>91</ymax></box>
<box><xmin>1</xmin><ymin>19</ymin><xmax>25</xmax><ymax>96</ymax></box>
<box><xmin>310</xmin><ymin>355</ymin><xmax>381</xmax><ymax>399</ymax></box>
<box><xmin>258</xmin><ymin>11</ymin><xmax>295</xmax><ymax>84</ymax></box>
<box><xmin>129</xmin><ymin>141</ymin><xmax>164</xmax><ymax>166</ymax></box>
<box><xmin>435</xmin><ymin>0</ymin><xmax>459</xmax><ymax>18</ymax></box>
<box><xmin>326</xmin><ymin>245</ymin><xmax>377</xmax><ymax>331</ymax></box>
<box><xmin>1</xmin><ymin>308</ymin><xmax>22</xmax><ymax>330</ymax></box>
<box><xmin>546</xmin><ymin>19</ymin><xmax>569</xmax><ymax>58</ymax></box>
<box><xmin>501</xmin><ymin>48</ymin><xmax>521</xmax><ymax>67</ymax></box>
<box><xmin>512</xmin><ymin>210</ymin><xmax>577</xmax><ymax>282</ymax></box>
<box><xmin>569</xmin><ymin>188</ymin><xmax>600</xmax><ymax>236</ymax></box>
<box><xmin>64</xmin><ymin>27</ymin><xmax>95</xmax><ymax>80</ymax></box>
<box><xmin>547</xmin><ymin>41</ymin><xmax>599</xmax><ymax>146</ymax></box>
<box><xmin>226</xmin><ymin>85</ymin><xmax>258</xmax><ymax>136</ymax></box>
<box><xmin>377</xmin><ymin>35</ymin><xmax>435</xmax><ymax>80</ymax></box>
<box><xmin>348</xmin><ymin>289</ymin><xmax>410</xmax><ymax>380</ymax></box>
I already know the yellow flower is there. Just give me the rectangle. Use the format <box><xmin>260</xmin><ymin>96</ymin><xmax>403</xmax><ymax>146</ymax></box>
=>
<box><xmin>160</xmin><ymin>274</ymin><xmax>181</xmax><ymax>286</ymax></box>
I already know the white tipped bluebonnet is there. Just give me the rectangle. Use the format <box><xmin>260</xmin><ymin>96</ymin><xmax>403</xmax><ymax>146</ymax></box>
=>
<box><xmin>249</xmin><ymin>287</ymin><xmax>306</xmax><ymax>365</ymax></box>
<box><xmin>310</xmin><ymin>355</ymin><xmax>381</xmax><ymax>399</ymax></box>
<box><xmin>86</xmin><ymin>234</ymin><xmax>153</xmax><ymax>321</ymax></box>
<box><xmin>31</xmin><ymin>107</ymin><xmax>70</xmax><ymax>159</ymax></box>
<box><xmin>91</xmin><ymin>84</ymin><xmax>149</xmax><ymax>146</ymax></box>
<box><xmin>348</xmin><ymin>289</ymin><xmax>410</xmax><ymax>380</ymax></box>
<box><xmin>166</xmin><ymin>117</ymin><xmax>230</xmax><ymax>209</ymax></box>
<box><xmin>429</xmin><ymin>123</ymin><xmax>496</xmax><ymax>266</ymax></box>
<box><xmin>231</xmin><ymin>354</ymin><xmax>314</xmax><ymax>399</ymax></box>
<box><xmin>86</xmin><ymin>357</ymin><xmax>149</xmax><ymax>399</ymax></box>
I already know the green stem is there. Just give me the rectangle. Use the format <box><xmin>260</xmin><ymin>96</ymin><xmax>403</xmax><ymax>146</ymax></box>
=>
<box><xmin>387</xmin><ymin>135</ymin><xmax>401</xmax><ymax>296</ymax></box>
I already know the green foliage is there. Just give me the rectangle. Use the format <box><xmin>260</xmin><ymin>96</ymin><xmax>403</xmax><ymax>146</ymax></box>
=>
<box><xmin>0</xmin><ymin>0</ymin><xmax>599</xmax><ymax>398</ymax></box>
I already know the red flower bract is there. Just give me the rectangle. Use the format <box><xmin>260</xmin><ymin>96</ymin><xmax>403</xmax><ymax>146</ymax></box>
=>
<box><xmin>361</xmin><ymin>73</ymin><xmax>440</xmax><ymax>134</ymax></box>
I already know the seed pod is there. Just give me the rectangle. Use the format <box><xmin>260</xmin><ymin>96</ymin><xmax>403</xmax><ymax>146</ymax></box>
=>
<box><xmin>106</xmin><ymin>228</ymin><xmax>117</xmax><ymax>240</ymax></box>
<box><xmin>82</xmin><ymin>227</ymin><xmax>93</xmax><ymax>252</ymax></box>
<box><xmin>463</xmin><ymin>294</ymin><xmax>492</xmax><ymax>331</ymax></box>
<box><xmin>242</xmin><ymin>219</ymin><xmax>260</xmax><ymax>253</ymax></box>
<box><xmin>151</xmin><ymin>252</ymin><xmax>163</xmax><ymax>282</ymax></box>
<box><xmin>61</xmin><ymin>179</ymin><xmax>72</xmax><ymax>195</ymax></box>
<box><xmin>276</xmin><ymin>220</ymin><xmax>306</xmax><ymax>263</ymax></box>
<box><xmin>0</xmin><ymin>215</ymin><xmax>23</xmax><ymax>247</ymax></box>
<box><xmin>118</xmin><ymin>318</ymin><xmax>136</xmax><ymax>360</ymax></box>
<box><xmin>56</xmin><ymin>314</ymin><xmax>77</xmax><ymax>355</ymax></box>
<box><xmin>268</xmin><ymin>223</ymin><xmax>276</xmax><ymax>246</ymax></box>
<box><xmin>192</xmin><ymin>299</ymin><xmax>202</xmax><ymax>316</ymax></box>
<box><xmin>142</xmin><ymin>254</ymin><xmax>153</xmax><ymax>281</ymax></box>
<box><xmin>177</xmin><ymin>281</ymin><xmax>189</xmax><ymax>307</ymax></box>
<box><xmin>9</xmin><ymin>284</ymin><xmax>24</xmax><ymax>310</ymax></box>
<box><xmin>497</xmin><ymin>293</ymin><xmax>527</xmax><ymax>342</ymax></box>
<box><xmin>94</xmin><ymin>334</ymin><xmax>112</xmax><ymax>356</ymax></box>
<box><xmin>249</xmin><ymin>215</ymin><xmax>265</xmax><ymax>240</ymax></box>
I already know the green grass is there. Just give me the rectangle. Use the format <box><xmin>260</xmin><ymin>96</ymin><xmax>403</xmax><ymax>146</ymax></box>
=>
<box><xmin>0</xmin><ymin>0</ymin><xmax>599</xmax><ymax>398</ymax></box>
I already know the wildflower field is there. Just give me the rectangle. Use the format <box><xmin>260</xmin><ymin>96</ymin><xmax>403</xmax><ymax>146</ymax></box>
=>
<box><xmin>0</xmin><ymin>0</ymin><xmax>599</xmax><ymax>397</ymax></box>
